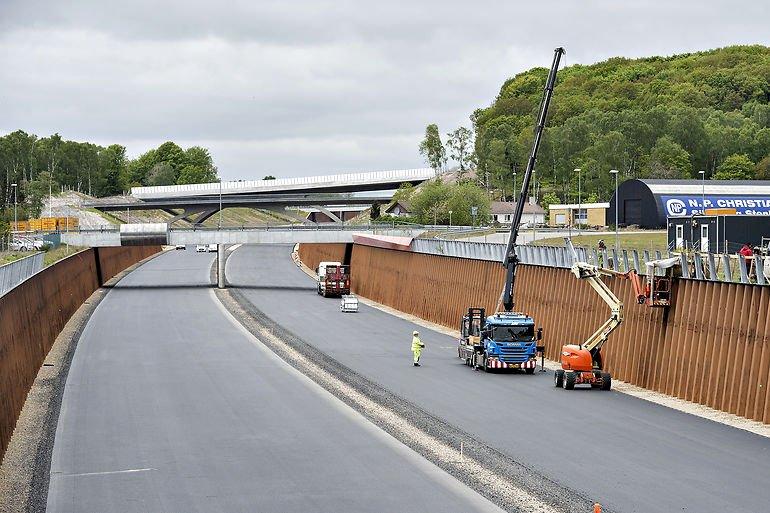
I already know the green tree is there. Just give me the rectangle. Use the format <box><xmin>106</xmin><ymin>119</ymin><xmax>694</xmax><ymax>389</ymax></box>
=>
<box><xmin>411</xmin><ymin>179</ymin><xmax>450</xmax><ymax>224</ymax></box>
<box><xmin>445</xmin><ymin>182</ymin><xmax>490</xmax><ymax>226</ymax></box>
<box><xmin>24</xmin><ymin>171</ymin><xmax>57</xmax><ymax>217</ymax></box>
<box><xmin>713</xmin><ymin>154</ymin><xmax>755</xmax><ymax>180</ymax></box>
<box><xmin>147</xmin><ymin>162</ymin><xmax>177</xmax><ymax>186</ymax></box>
<box><xmin>263</xmin><ymin>175</ymin><xmax>276</xmax><ymax>180</ymax></box>
<box><xmin>446</xmin><ymin>126</ymin><xmax>476</xmax><ymax>177</ymax></box>
<box><xmin>418</xmin><ymin>124</ymin><xmax>446</xmax><ymax>175</ymax></box>
<box><xmin>647</xmin><ymin>136</ymin><xmax>692</xmax><ymax>178</ymax></box>
<box><xmin>755</xmin><ymin>156</ymin><xmax>770</xmax><ymax>179</ymax></box>
<box><xmin>177</xmin><ymin>164</ymin><xmax>218</xmax><ymax>185</ymax></box>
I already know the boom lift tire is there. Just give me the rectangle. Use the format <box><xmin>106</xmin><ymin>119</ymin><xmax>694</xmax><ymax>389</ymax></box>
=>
<box><xmin>601</xmin><ymin>372</ymin><xmax>612</xmax><ymax>391</ymax></box>
<box><xmin>554</xmin><ymin>369</ymin><xmax>564</xmax><ymax>387</ymax></box>
<box><xmin>564</xmin><ymin>371</ymin><xmax>576</xmax><ymax>390</ymax></box>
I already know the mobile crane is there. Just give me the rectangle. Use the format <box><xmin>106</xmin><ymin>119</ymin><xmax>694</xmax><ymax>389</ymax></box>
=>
<box><xmin>458</xmin><ymin>47</ymin><xmax>564</xmax><ymax>372</ymax></box>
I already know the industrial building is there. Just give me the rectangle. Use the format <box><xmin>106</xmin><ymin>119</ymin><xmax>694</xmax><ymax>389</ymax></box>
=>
<box><xmin>608</xmin><ymin>179</ymin><xmax>770</xmax><ymax>228</ymax></box>
<box><xmin>547</xmin><ymin>202</ymin><xmax>609</xmax><ymax>227</ymax></box>
<box><xmin>668</xmin><ymin>214</ymin><xmax>770</xmax><ymax>253</ymax></box>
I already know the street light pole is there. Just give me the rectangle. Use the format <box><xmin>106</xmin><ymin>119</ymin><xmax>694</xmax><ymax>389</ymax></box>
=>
<box><xmin>448</xmin><ymin>210</ymin><xmax>453</xmax><ymax>229</ymax></box>
<box><xmin>11</xmin><ymin>183</ymin><xmax>17</xmax><ymax>232</ymax></box>
<box><xmin>512</xmin><ymin>172</ymin><xmax>517</xmax><ymax>202</ymax></box>
<box><xmin>575</xmin><ymin>168</ymin><xmax>581</xmax><ymax>235</ymax></box>
<box><xmin>610</xmin><ymin>169</ymin><xmax>619</xmax><ymax>259</ymax></box>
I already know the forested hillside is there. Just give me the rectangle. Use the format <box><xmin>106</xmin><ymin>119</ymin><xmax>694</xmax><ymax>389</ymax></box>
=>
<box><xmin>0</xmin><ymin>132</ymin><xmax>218</xmax><ymax>221</ymax></box>
<box><xmin>473</xmin><ymin>45</ymin><xmax>770</xmax><ymax>203</ymax></box>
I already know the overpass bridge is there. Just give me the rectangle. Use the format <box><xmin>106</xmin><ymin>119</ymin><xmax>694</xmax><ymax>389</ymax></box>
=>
<box><xmin>85</xmin><ymin>169</ymin><xmax>436</xmax><ymax>225</ymax></box>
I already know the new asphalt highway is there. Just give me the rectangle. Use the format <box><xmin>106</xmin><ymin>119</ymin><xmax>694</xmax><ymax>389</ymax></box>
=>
<box><xmin>226</xmin><ymin>244</ymin><xmax>770</xmax><ymax>513</ymax></box>
<box><xmin>46</xmin><ymin>249</ymin><xmax>503</xmax><ymax>513</ymax></box>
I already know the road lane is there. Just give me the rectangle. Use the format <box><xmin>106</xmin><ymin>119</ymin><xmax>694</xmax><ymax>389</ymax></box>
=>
<box><xmin>227</xmin><ymin>244</ymin><xmax>770</xmax><ymax>513</ymax></box>
<box><xmin>46</xmin><ymin>248</ymin><xmax>504</xmax><ymax>513</ymax></box>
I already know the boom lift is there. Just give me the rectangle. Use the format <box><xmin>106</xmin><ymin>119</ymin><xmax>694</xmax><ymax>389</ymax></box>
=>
<box><xmin>458</xmin><ymin>47</ymin><xmax>564</xmax><ymax>372</ymax></box>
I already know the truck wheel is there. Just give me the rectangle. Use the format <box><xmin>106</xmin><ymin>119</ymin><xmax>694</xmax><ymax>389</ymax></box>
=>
<box><xmin>564</xmin><ymin>371</ymin><xmax>576</xmax><ymax>390</ymax></box>
<box><xmin>525</xmin><ymin>365</ymin><xmax>536</xmax><ymax>375</ymax></box>
<box><xmin>601</xmin><ymin>372</ymin><xmax>612</xmax><ymax>391</ymax></box>
<box><xmin>317</xmin><ymin>285</ymin><xmax>321</xmax><ymax>295</ymax></box>
<box><xmin>554</xmin><ymin>369</ymin><xmax>564</xmax><ymax>387</ymax></box>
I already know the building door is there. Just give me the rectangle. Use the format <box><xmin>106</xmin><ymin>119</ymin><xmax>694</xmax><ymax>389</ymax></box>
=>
<box><xmin>623</xmin><ymin>199</ymin><xmax>642</xmax><ymax>226</ymax></box>
<box><xmin>675</xmin><ymin>224</ymin><xmax>684</xmax><ymax>250</ymax></box>
<box><xmin>700</xmin><ymin>224</ymin><xmax>709</xmax><ymax>252</ymax></box>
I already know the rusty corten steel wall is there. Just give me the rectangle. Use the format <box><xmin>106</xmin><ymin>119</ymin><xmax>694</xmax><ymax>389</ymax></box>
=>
<box><xmin>297</xmin><ymin>243</ymin><xmax>348</xmax><ymax>272</ymax></box>
<box><xmin>299</xmin><ymin>243</ymin><xmax>770</xmax><ymax>423</ymax></box>
<box><xmin>0</xmin><ymin>246</ymin><xmax>161</xmax><ymax>460</ymax></box>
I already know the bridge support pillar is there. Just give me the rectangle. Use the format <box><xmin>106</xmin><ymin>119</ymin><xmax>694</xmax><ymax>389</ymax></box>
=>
<box><xmin>217</xmin><ymin>244</ymin><xmax>226</xmax><ymax>289</ymax></box>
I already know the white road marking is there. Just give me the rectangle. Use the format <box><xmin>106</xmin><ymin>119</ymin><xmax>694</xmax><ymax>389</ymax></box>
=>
<box><xmin>53</xmin><ymin>468</ymin><xmax>156</xmax><ymax>477</ymax></box>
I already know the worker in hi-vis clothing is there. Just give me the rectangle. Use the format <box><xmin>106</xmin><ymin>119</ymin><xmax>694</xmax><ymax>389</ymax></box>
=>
<box><xmin>412</xmin><ymin>330</ymin><xmax>425</xmax><ymax>366</ymax></box>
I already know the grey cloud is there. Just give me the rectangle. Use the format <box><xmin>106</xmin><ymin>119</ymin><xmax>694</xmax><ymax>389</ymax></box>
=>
<box><xmin>1</xmin><ymin>1</ymin><xmax>769</xmax><ymax>179</ymax></box>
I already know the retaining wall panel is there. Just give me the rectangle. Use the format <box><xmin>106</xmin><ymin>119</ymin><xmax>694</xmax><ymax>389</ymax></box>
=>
<box><xmin>299</xmin><ymin>243</ymin><xmax>770</xmax><ymax>423</ymax></box>
<box><xmin>0</xmin><ymin>246</ymin><xmax>160</xmax><ymax>461</ymax></box>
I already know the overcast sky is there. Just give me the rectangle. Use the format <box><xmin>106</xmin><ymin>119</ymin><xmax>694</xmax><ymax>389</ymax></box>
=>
<box><xmin>1</xmin><ymin>1</ymin><xmax>768</xmax><ymax>180</ymax></box>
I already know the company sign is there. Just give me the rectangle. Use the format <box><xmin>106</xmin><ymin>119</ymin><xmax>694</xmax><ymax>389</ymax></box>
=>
<box><xmin>662</xmin><ymin>195</ymin><xmax>770</xmax><ymax>217</ymax></box>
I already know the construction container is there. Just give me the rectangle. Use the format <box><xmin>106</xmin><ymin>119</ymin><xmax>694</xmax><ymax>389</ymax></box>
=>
<box><xmin>56</xmin><ymin>217</ymin><xmax>79</xmax><ymax>230</ymax></box>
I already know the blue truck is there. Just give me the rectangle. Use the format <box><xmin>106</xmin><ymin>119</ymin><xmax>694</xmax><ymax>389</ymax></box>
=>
<box><xmin>458</xmin><ymin>308</ymin><xmax>541</xmax><ymax>372</ymax></box>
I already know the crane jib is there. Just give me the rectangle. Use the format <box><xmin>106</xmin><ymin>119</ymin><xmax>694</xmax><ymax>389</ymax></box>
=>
<box><xmin>502</xmin><ymin>47</ymin><xmax>565</xmax><ymax>311</ymax></box>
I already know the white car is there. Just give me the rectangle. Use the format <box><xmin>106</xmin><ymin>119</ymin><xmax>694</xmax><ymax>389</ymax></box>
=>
<box><xmin>10</xmin><ymin>240</ymin><xmax>31</xmax><ymax>251</ymax></box>
<box><xmin>175</xmin><ymin>244</ymin><xmax>186</xmax><ymax>250</ymax></box>
<box><xmin>207</xmin><ymin>244</ymin><xmax>218</xmax><ymax>252</ymax></box>
<box><xmin>196</xmin><ymin>244</ymin><xmax>207</xmax><ymax>253</ymax></box>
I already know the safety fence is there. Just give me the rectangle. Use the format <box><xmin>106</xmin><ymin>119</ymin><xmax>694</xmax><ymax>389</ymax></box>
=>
<box><xmin>0</xmin><ymin>246</ymin><xmax>160</xmax><ymax>461</ymax></box>
<box><xmin>411</xmin><ymin>238</ymin><xmax>769</xmax><ymax>285</ymax></box>
<box><xmin>0</xmin><ymin>253</ymin><xmax>44</xmax><ymax>297</ymax></box>
<box><xmin>298</xmin><ymin>242</ymin><xmax>770</xmax><ymax>424</ymax></box>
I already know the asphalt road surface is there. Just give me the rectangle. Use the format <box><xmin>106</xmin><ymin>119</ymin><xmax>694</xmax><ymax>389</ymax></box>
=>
<box><xmin>46</xmin><ymin>248</ymin><xmax>504</xmax><ymax>513</ymax></box>
<box><xmin>227</xmin><ymin>244</ymin><xmax>770</xmax><ymax>513</ymax></box>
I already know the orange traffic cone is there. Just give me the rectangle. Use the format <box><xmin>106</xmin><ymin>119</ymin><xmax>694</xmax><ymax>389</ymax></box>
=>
<box><xmin>593</xmin><ymin>504</ymin><xmax>601</xmax><ymax>513</ymax></box>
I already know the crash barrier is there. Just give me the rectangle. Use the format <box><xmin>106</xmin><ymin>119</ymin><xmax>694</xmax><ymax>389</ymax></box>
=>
<box><xmin>0</xmin><ymin>246</ymin><xmax>160</xmax><ymax>461</ymax></box>
<box><xmin>299</xmin><ymin>242</ymin><xmax>770</xmax><ymax>424</ymax></box>
<box><xmin>0</xmin><ymin>253</ymin><xmax>44</xmax><ymax>297</ymax></box>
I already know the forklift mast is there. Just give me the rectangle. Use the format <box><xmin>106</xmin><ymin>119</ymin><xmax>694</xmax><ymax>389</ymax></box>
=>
<box><xmin>502</xmin><ymin>47</ymin><xmax>565</xmax><ymax>312</ymax></box>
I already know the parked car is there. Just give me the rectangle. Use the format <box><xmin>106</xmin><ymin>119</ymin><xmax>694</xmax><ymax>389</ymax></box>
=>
<box><xmin>10</xmin><ymin>240</ymin><xmax>32</xmax><ymax>251</ymax></box>
<box><xmin>175</xmin><ymin>244</ymin><xmax>186</xmax><ymax>250</ymax></box>
<box><xmin>196</xmin><ymin>244</ymin><xmax>207</xmax><ymax>253</ymax></box>
<box><xmin>207</xmin><ymin>243</ymin><xmax>217</xmax><ymax>252</ymax></box>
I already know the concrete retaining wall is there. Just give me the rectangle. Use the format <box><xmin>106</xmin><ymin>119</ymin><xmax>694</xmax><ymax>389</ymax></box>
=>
<box><xmin>0</xmin><ymin>254</ymin><xmax>44</xmax><ymax>297</ymax></box>
<box><xmin>299</xmin><ymin>243</ymin><xmax>770</xmax><ymax>424</ymax></box>
<box><xmin>0</xmin><ymin>246</ymin><xmax>160</xmax><ymax>461</ymax></box>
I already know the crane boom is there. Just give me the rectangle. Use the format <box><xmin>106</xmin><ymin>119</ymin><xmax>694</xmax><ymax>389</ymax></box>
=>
<box><xmin>502</xmin><ymin>47</ymin><xmax>565</xmax><ymax>312</ymax></box>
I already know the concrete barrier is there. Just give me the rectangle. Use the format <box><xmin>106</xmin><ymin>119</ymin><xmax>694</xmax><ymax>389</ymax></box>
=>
<box><xmin>0</xmin><ymin>246</ymin><xmax>160</xmax><ymax>461</ymax></box>
<box><xmin>299</xmin><ymin>242</ymin><xmax>770</xmax><ymax>424</ymax></box>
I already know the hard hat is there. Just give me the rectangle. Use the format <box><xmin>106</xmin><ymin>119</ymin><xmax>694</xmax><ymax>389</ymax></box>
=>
<box><xmin>413</xmin><ymin>330</ymin><xmax>419</xmax><ymax>335</ymax></box>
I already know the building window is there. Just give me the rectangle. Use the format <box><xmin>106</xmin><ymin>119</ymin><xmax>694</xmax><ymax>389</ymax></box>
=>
<box><xmin>575</xmin><ymin>209</ymin><xmax>588</xmax><ymax>223</ymax></box>
<box><xmin>504</xmin><ymin>214</ymin><xmax>511</xmax><ymax>221</ymax></box>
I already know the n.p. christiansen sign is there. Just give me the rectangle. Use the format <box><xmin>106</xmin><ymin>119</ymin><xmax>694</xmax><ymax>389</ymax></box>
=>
<box><xmin>663</xmin><ymin>195</ymin><xmax>770</xmax><ymax>217</ymax></box>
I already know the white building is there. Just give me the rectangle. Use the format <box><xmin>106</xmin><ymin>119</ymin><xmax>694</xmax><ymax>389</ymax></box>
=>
<box><xmin>491</xmin><ymin>201</ymin><xmax>546</xmax><ymax>226</ymax></box>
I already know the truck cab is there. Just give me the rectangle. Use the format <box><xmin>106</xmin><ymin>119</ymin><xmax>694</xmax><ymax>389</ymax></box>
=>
<box><xmin>458</xmin><ymin>308</ymin><xmax>541</xmax><ymax>373</ymax></box>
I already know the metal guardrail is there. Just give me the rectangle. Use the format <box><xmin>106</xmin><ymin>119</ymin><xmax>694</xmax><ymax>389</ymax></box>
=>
<box><xmin>0</xmin><ymin>253</ymin><xmax>44</xmax><ymax>296</ymax></box>
<box><xmin>410</xmin><ymin>238</ymin><xmax>768</xmax><ymax>285</ymax></box>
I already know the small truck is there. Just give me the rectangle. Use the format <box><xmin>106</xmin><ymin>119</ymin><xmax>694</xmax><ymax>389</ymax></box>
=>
<box><xmin>316</xmin><ymin>261</ymin><xmax>351</xmax><ymax>297</ymax></box>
